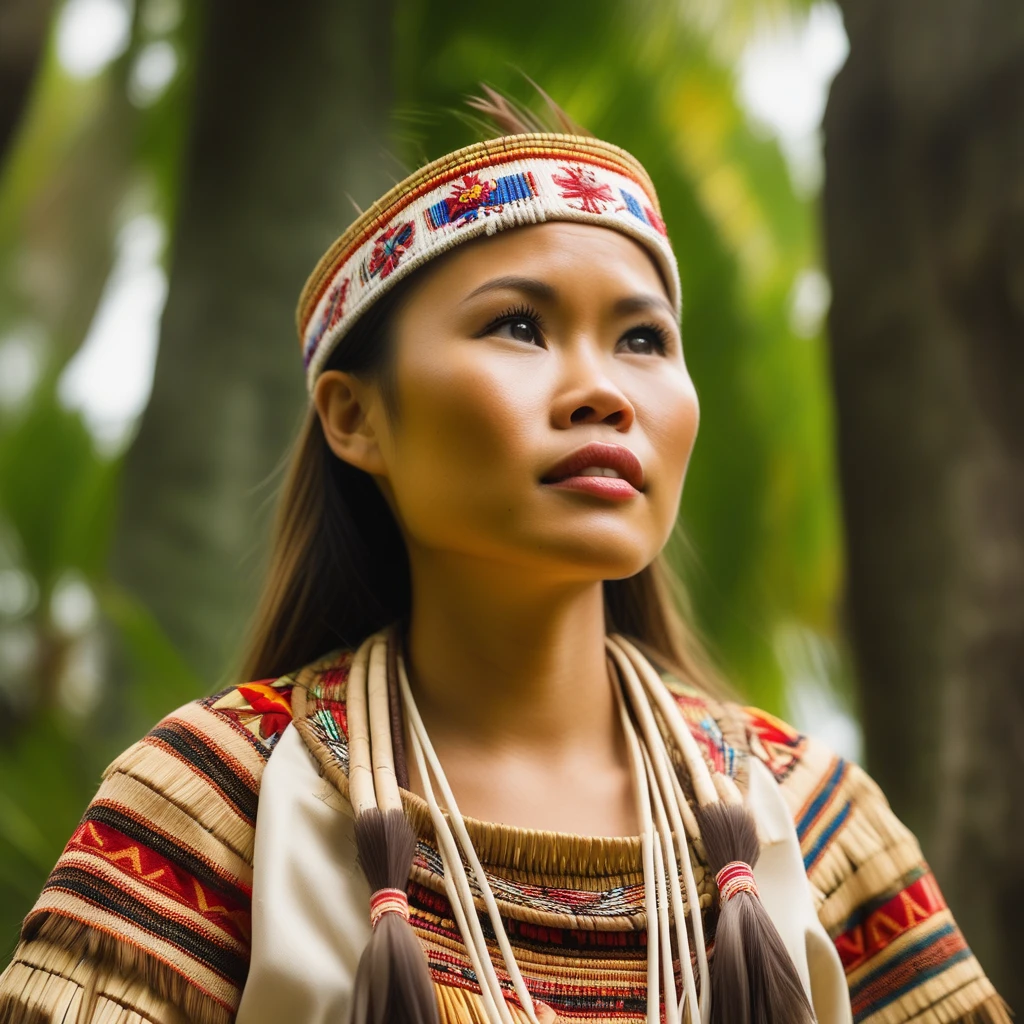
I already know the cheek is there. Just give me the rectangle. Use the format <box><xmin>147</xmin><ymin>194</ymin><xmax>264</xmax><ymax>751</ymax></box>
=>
<box><xmin>643</xmin><ymin>371</ymin><xmax>700</xmax><ymax>494</ymax></box>
<box><xmin>388</xmin><ymin>355</ymin><xmax>539</xmax><ymax>530</ymax></box>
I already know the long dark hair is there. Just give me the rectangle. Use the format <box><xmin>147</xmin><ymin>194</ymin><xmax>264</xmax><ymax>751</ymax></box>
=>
<box><xmin>234</xmin><ymin>86</ymin><xmax>812</xmax><ymax>1024</ymax></box>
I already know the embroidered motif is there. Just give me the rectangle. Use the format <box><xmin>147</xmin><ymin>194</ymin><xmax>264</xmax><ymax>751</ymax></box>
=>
<box><xmin>670</xmin><ymin>691</ymin><xmax>735</xmax><ymax>777</ymax></box>
<box><xmin>65</xmin><ymin>814</ymin><xmax>253</xmax><ymax>940</ymax></box>
<box><xmin>412</xmin><ymin>838</ymin><xmax>652</xmax><ymax>921</ymax></box>
<box><xmin>211</xmin><ymin>678</ymin><xmax>295</xmax><ymax>748</ymax></box>
<box><xmin>303</xmin><ymin>276</ymin><xmax>350</xmax><ymax>366</ymax></box>
<box><xmin>237</xmin><ymin>684</ymin><xmax>293</xmax><ymax>743</ymax></box>
<box><xmin>744</xmin><ymin>705</ymin><xmax>805</xmax><ymax>782</ymax></box>
<box><xmin>360</xmin><ymin>221</ymin><xmax>415</xmax><ymax>283</ymax></box>
<box><xmin>794</xmin><ymin>755</ymin><xmax>852</xmax><ymax>870</ymax></box>
<box><xmin>425</xmin><ymin>171</ymin><xmax>539</xmax><ymax>229</ymax></box>
<box><xmin>644</xmin><ymin>205</ymin><xmax>667</xmax><ymax>236</ymax></box>
<box><xmin>314</xmin><ymin>706</ymin><xmax>345</xmax><ymax>743</ymax></box>
<box><xmin>619</xmin><ymin>187</ymin><xmax>669</xmax><ymax>237</ymax></box>
<box><xmin>410</xmin><ymin>881</ymin><xmax>652</xmax><ymax>1015</ymax></box>
<box><xmin>552</xmin><ymin>164</ymin><xmax>616</xmax><ymax>214</ymax></box>
<box><xmin>848</xmin><ymin>920</ymin><xmax>971</xmax><ymax>1022</ymax></box>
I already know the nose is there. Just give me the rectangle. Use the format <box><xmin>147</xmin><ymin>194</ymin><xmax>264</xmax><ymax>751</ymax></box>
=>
<box><xmin>550</xmin><ymin>341</ymin><xmax>636</xmax><ymax>430</ymax></box>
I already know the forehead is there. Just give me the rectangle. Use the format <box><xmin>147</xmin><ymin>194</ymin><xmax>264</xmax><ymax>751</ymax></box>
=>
<box><xmin>408</xmin><ymin>221</ymin><xmax>671</xmax><ymax>304</ymax></box>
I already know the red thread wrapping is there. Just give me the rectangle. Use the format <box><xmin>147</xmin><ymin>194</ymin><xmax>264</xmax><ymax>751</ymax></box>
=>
<box><xmin>715</xmin><ymin>861</ymin><xmax>759</xmax><ymax>902</ymax></box>
<box><xmin>369</xmin><ymin>887</ymin><xmax>410</xmax><ymax>928</ymax></box>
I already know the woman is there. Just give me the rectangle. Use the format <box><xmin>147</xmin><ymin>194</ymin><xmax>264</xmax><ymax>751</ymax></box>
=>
<box><xmin>0</xmin><ymin>96</ymin><xmax>1008</xmax><ymax>1024</ymax></box>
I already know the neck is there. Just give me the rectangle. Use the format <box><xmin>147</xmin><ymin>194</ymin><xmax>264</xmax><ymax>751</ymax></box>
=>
<box><xmin>402</xmin><ymin>551</ymin><xmax>619</xmax><ymax>758</ymax></box>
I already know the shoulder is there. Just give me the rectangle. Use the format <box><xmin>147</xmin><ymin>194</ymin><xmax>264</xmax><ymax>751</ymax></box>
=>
<box><xmin>658</xmin><ymin>678</ymin><xmax>896</xmax><ymax>891</ymax></box>
<box><xmin>688</xmin><ymin>693</ymin><xmax>1009</xmax><ymax>1024</ymax></box>
<box><xmin>2</xmin><ymin>649</ymin><xmax>352</xmax><ymax>1024</ymax></box>
<box><xmin>91</xmin><ymin>646</ymin><xmax>353</xmax><ymax>863</ymax></box>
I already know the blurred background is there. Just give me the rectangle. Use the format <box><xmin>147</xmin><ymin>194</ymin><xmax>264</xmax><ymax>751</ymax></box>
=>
<box><xmin>0</xmin><ymin>0</ymin><xmax>1021</xmax><ymax>1007</ymax></box>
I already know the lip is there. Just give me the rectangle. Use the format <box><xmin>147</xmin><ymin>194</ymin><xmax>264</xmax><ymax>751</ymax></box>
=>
<box><xmin>540</xmin><ymin>442</ymin><xmax>645</xmax><ymax>493</ymax></box>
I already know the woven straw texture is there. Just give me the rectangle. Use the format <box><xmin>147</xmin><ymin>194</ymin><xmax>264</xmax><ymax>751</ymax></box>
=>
<box><xmin>0</xmin><ymin>649</ymin><xmax>1010</xmax><ymax>1024</ymax></box>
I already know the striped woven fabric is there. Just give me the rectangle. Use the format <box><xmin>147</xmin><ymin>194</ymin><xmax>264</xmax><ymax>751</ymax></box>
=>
<box><xmin>743</xmin><ymin>708</ymin><xmax>1008</xmax><ymax>1024</ymax></box>
<box><xmin>0</xmin><ymin>648</ymin><xmax>1009</xmax><ymax>1023</ymax></box>
<box><xmin>0</xmin><ymin>662</ymin><xmax>317</xmax><ymax>1024</ymax></box>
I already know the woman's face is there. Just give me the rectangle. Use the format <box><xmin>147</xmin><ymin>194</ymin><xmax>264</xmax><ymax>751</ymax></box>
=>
<box><xmin>326</xmin><ymin>220</ymin><xmax>699</xmax><ymax>583</ymax></box>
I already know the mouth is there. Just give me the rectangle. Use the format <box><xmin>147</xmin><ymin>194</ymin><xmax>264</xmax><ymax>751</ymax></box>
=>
<box><xmin>540</xmin><ymin>442</ymin><xmax>645</xmax><ymax>499</ymax></box>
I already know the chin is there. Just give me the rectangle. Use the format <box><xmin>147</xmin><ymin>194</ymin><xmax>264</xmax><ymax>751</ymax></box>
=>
<box><xmin>533</xmin><ymin>536</ymin><xmax>654</xmax><ymax>580</ymax></box>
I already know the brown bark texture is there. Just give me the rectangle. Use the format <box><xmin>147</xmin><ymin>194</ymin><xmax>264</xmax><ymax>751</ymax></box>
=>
<box><xmin>111</xmin><ymin>0</ymin><xmax>395</xmax><ymax>683</ymax></box>
<box><xmin>823</xmin><ymin>0</ymin><xmax>1024</xmax><ymax>1006</ymax></box>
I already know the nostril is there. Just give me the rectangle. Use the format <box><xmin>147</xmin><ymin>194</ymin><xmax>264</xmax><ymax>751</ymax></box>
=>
<box><xmin>570</xmin><ymin>407</ymin><xmax>626</xmax><ymax>427</ymax></box>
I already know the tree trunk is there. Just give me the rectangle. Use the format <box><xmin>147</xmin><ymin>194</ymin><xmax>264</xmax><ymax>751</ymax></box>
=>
<box><xmin>0</xmin><ymin>0</ymin><xmax>54</xmax><ymax>163</ymax></box>
<box><xmin>111</xmin><ymin>0</ymin><xmax>394</xmax><ymax>683</ymax></box>
<box><xmin>823</xmin><ymin>0</ymin><xmax>1024</xmax><ymax>1006</ymax></box>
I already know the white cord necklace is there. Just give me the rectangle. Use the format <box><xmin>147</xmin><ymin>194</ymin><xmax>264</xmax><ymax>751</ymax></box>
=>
<box><xmin>345</xmin><ymin>628</ymin><xmax>731</xmax><ymax>1024</ymax></box>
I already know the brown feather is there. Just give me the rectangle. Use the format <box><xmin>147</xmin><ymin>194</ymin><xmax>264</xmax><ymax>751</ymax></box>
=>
<box><xmin>464</xmin><ymin>81</ymin><xmax>593</xmax><ymax>139</ymax></box>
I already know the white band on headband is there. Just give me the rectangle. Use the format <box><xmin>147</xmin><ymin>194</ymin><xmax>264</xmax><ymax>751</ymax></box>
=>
<box><xmin>296</xmin><ymin>135</ymin><xmax>681</xmax><ymax>392</ymax></box>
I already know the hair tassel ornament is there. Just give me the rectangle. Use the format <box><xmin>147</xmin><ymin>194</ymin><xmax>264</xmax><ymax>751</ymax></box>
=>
<box><xmin>346</xmin><ymin>635</ymin><xmax>439</xmax><ymax>1024</ymax></box>
<box><xmin>694</xmin><ymin>794</ymin><xmax>815</xmax><ymax>1024</ymax></box>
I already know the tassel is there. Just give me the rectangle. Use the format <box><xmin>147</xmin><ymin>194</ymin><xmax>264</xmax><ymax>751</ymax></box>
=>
<box><xmin>347</xmin><ymin>632</ymin><xmax>439</xmax><ymax>1024</ymax></box>
<box><xmin>695</xmin><ymin>802</ymin><xmax>814</xmax><ymax>1024</ymax></box>
<box><xmin>350</xmin><ymin>808</ymin><xmax>437</xmax><ymax>1024</ymax></box>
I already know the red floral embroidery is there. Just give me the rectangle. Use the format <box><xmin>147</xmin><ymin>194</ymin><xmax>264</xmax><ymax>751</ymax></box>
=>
<box><xmin>552</xmin><ymin>165</ymin><xmax>616</xmax><ymax>214</ymax></box>
<box><xmin>365</xmin><ymin>221</ymin><xmax>415</xmax><ymax>280</ymax></box>
<box><xmin>237</xmin><ymin>683</ymin><xmax>293</xmax><ymax>741</ymax></box>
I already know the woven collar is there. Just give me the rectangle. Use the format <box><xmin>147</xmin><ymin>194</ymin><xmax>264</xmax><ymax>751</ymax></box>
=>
<box><xmin>287</xmin><ymin>645</ymin><xmax>750</xmax><ymax>928</ymax></box>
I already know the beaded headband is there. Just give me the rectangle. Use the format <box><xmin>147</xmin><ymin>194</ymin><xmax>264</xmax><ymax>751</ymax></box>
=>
<box><xmin>295</xmin><ymin>132</ymin><xmax>681</xmax><ymax>392</ymax></box>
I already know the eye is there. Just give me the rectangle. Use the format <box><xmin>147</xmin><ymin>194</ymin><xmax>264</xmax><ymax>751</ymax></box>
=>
<box><xmin>483</xmin><ymin>303</ymin><xmax>546</xmax><ymax>346</ymax></box>
<box><xmin>501</xmin><ymin>318</ymin><xmax>541</xmax><ymax>344</ymax></box>
<box><xmin>619</xmin><ymin>322</ymin><xmax>670</xmax><ymax>356</ymax></box>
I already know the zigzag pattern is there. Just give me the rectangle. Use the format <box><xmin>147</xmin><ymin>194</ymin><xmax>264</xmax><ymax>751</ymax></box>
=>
<box><xmin>835</xmin><ymin>870</ymin><xmax>947</xmax><ymax>972</ymax></box>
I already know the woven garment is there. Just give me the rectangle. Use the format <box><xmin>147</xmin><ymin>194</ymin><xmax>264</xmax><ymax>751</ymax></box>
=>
<box><xmin>294</xmin><ymin>133</ymin><xmax>679</xmax><ymax>391</ymax></box>
<box><xmin>0</xmin><ymin>649</ymin><xmax>1009</xmax><ymax>1024</ymax></box>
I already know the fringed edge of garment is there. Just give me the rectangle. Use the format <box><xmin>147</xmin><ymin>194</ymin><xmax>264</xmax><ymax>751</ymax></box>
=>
<box><xmin>0</xmin><ymin>960</ymin><xmax>184</xmax><ymax>1024</ymax></box>
<box><xmin>0</xmin><ymin>992</ymin><xmax>50</xmax><ymax>1024</ymax></box>
<box><xmin>434</xmin><ymin>978</ymin><xmax>538</xmax><ymax>1024</ymax></box>
<box><xmin>3</xmin><ymin>914</ymin><xmax>233</xmax><ymax>1024</ymax></box>
<box><xmin>956</xmin><ymin>995</ymin><xmax>1015</xmax><ymax>1024</ymax></box>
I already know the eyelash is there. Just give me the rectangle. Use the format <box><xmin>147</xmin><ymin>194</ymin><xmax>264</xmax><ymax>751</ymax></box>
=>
<box><xmin>483</xmin><ymin>303</ymin><xmax>671</xmax><ymax>355</ymax></box>
<box><xmin>489</xmin><ymin>302</ymin><xmax>547</xmax><ymax>333</ymax></box>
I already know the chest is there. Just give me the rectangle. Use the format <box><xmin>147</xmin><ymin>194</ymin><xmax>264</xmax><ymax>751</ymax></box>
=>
<box><xmin>235</xmin><ymin>721</ymin><xmax>850</xmax><ymax>1024</ymax></box>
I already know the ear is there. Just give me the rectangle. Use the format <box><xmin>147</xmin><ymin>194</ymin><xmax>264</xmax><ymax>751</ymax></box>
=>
<box><xmin>313</xmin><ymin>370</ymin><xmax>388</xmax><ymax>476</ymax></box>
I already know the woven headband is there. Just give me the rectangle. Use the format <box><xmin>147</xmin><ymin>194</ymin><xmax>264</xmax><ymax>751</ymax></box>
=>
<box><xmin>295</xmin><ymin>132</ymin><xmax>680</xmax><ymax>392</ymax></box>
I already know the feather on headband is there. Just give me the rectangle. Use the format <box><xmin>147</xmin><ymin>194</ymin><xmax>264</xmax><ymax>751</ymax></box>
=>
<box><xmin>295</xmin><ymin>132</ymin><xmax>680</xmax><ymax>391</ymax></box>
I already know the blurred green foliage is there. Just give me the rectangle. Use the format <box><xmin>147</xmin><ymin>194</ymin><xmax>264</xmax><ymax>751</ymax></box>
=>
<box><xmin>0</xmin><ymin>0</ymin><xmax>848</xmax><ymax>952</ymax></box>
<box><xmin>391</xmin><ymin>0</ymin><xmax>841</xmax><ymax>706</ymax></box>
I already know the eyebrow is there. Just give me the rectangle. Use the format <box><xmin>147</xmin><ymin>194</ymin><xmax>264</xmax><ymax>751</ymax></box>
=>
<box><xmin>462</xmin><ymin>275</ymin><xmax>676</xmax><ymax>320</ymax></box>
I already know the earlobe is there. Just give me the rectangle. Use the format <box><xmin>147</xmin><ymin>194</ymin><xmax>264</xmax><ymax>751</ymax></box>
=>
<box><xmin>313</xmin><ymin>370</ymin><xmax>387</xmax><ymax>475</ymax></box>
